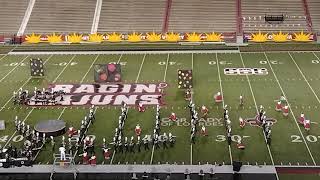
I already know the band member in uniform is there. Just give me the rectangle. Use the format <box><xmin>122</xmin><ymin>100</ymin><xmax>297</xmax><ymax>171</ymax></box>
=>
<box><xmin>67</xmin><ymin>127</ymin><xmax>77</xmax><ymax>138</ymax></box>
<box><xmin>236</xmin><ymin>139</ymin><xmax>245</xmax><ymax>150</ymax></box>
<box><xmin>169</xmin><ymin>112</ymin><xmax>177</xmax><ymax>121</ymax></box>
<box><xmin>185</xmin><ymin>89</ymin><xmax>192</xmax><ymax>101</ymax></box>
<box><xmin>135</xmin><ymin>124</ymin><xmax>142</xmax><ymax>136</ymax></box>
<box><xmin>124</xmin><ymin>137</ymin><xmax>129</xmax><ymax>153</ymax></box>
<box><xmin>137</xmin><ymin>102</ymin><xmax>145</xmax><ymax>112</ymax></box>
<box><xmin>282</xmin><ymin>105</ymin><xmax>289</xmax><ymax>117</ymax></box>
<box><xmin>304</xmin><ymin>119</ymin><xmax>310</xmax><ymax>131</ymax></box>
<box><xmin>214</xmin><ymin>92</ymin><xmax>222</xmax><ymax>103</ymax></box>
<box><xmin>89</xmin><ymin>154</ymin><xmax>97</xmax><ymax>165</ymax></box>
<box><xmin>143</xmin><ymin>135</ymin><xmax>149</xmax><ymax>150</ymax></box>
<box><xmin>82</xmin><ymin>152</ymin><xmax>89</xmax><ymax>164</ymax></box>
<box><xmin>129</xmin><ymin>136</ymin><xmax>135</xmax><ymax>153</ymax></box>
<box><xmin>239</xmin><ymin>117</ymin><xmax>245</xmax><ymax>128</ymax></box>
<box><xmin>200</xmin><ymin>125</ymin><xmax>208</xmax><ymax>136</ymax></box>
<box><xmin>239</xmin><ymin>95</ymin><xmax>244</xmax><ymax>106</ymax></box>
<box><xmin>137</xmin><ymin>136</ymin><xmax>141</xmax><ymax>152</ymax></box>
<box><xmin>201</xmin><ymin>105</ymin><xmax>208</xmax><ymax>118</ymax></box>
<box><xmin>169</xmin><ymin>133</ymin><xmax>175</xmax><ymax>147</ymax></box>
<box><xmin>275</xmin><ymin>101</ymin><xmax>282</xmax><ymax>111</ymax></box>
<box><xmin>299</xmin><ymin>113</ymin><xmax>305</xmax><ymax>125</ymax></box>
<box><xmin>103</xmin><ymin>148</ymin><xmax>111</xmax><ymax>160</ymax></box>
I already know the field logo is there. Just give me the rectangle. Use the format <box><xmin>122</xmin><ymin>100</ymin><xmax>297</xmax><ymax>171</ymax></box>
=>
<box><xmin>224</xmin><ymin>68</ymin><xmax>268</xmax><ymax>75</ymax></box>
<box><xmin>30</xmin><ymin>83</ymin><xmax>167</xmax><ymax>106</ymax></box>
<box><xmin>245</xmin><ymin>116</ymin><xmax>277</xmax><ymax>127</ymax></box>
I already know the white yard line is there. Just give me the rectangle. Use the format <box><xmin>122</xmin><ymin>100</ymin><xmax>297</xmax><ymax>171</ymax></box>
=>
<box><xmin>0</xmin><ymin>55</ymin><xmax>29</xmax><ymax>83</ymax></box>
<box><xmin>0</xmin><ymin>54</ymin><xmax>8</xmax><ymax>62</ymax></box>
<box><xmin>289</xmin><ymin>52</ymin><xmax>320</xmax><ymax>105</ymax></box>
<box><xmin>264</xmin><ymin>52</ymin><xmax>316</xmax><ymax>166</ymax></box>
<box><xmin>191</xmin><ymin>53</ymin><xmax>194</xmax><ymax>70</ymax></box>
<box><xmin>150</xmin><ymin>53</ymin><xmax>170</xmax><ymax>165</ymax></box>
<box><xmin>80</xmin><ymin>55</ymin><xmax>100</xmax><ymax>83</ymax></box>
<box><xmin>0</xmin><ymin>55</ymin><xmax>53</xmax><ymax>112</ymax></box>
<box><xmin>135</xmin><ymin>54</ymin><xmax>146</xmax><ymax>83</ymax></box>
<box><xmin>111</xmin><ymin>53</ymin><xmax>143</xmax><ymax>165</ymax></box>
<box><xmin>9</xmin><ymin>50</ymin><xmax>240</xmax><ymax>55</ymax></box>
<box><xmin>190</xmin><ymin>53</ymin><xmax>195</xmax><ymax>165</ymax></box>
<box><xmin>163</xmin><ymin>54</ymin><xmax>170</xmax><ymax>82</ymax></box>
<box><xmin>215</xmin><ymin>53</ymin><xmax>233</xmax><ymax>165</ymax></box>
<box><xmin>239</xmin><ymin>52</ymin><xmax>279</xmax><ymax>180</ymax></box>
<box><xmin>150</xmin><ymin>145</ymin><xmax>156</xmax><ymax>165</ymax></box>
<box><xmin>117</xmin><ymin>53</ymin><xmax>123</xmax><ymax>63</ymax></box>
<box><xmin>52</xmin><ymin>55</ymin><xmax>76</xmax><ymax>83</ymax></box>
<box><xmin>190</xmin><ymin>144</ymin><xmax>193</xmax><ymax>165</ymax></box>
<box><xmin>312</xmin><ymin>52</ymin><xmax>320</xmax><ymax>61</ymax></box>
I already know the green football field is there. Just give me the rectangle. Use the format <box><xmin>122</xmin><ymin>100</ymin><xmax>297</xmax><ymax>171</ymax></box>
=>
<box><xmin>1</xmin><ymin>50</ymin><xmax>320</xmax><ymax>171</ymax></box>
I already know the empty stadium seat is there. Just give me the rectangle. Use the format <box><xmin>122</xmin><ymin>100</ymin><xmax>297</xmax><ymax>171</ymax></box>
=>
<box><xmin>98</xmin><ymin>0</ymin><xmax>166</xmax><ymax>33</ymax></box>
<box><xmin>0</xmin><ymin>0</ymin><xmax>29</xmax><ymax>34</ymax></box>
<box><xmin>25</xmin><ymin>0</ymin><xmax>96</xmax><ymax>34</ymax></box>
<box><xmin>168</xmin><ymin>0</ymin><xmax>236</xmax><ymax>33</ymax></box>
<box><xmin>242</xmin><ymin>0</ymin><xmax>308</xmax><ymax>32</ymax></box>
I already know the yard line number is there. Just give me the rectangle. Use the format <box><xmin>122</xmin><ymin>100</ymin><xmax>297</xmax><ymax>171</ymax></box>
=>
<box><xmin>291</xmin><ymin>135</ymin><xmax>320</xmax><ymax>143</ymax></box>
<box><xmin>260</xmin><ymin>60</ymin><xmax>283</xmax><ymax>65</ymax></box>
<box><xmin>208</xmin><ymin>61</ymin><xmax>232</xmax><ymax>65</ymax></box>
<box><xmin>0</xmin><ymin>135</ymin><xmax>24</xmax><ymax>143</ymax></box>
<box><xmin>216</xmin><ymin>135</ymin><xmax>250</xmax><ymax>142</ymax></box>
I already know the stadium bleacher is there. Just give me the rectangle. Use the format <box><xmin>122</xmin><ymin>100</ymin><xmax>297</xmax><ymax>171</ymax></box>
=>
<box><xmin>25</xmin><ymin>0</ymin><xmax>96</xmax><ymax>34</ymax></box>
<box><xmin>98</xmin><ymin>0</ymin><xmax>166</xmax><ymax>33</ymax></box>
<box><xmin>0</xmin><ymin>0</ymin><xmax>318</xmax><ymax>36</ymax></box>
<box><xmin>242</xmin><ymin>0</ymin><xmax>308</xmax><ymax>32</ymax></box>
<box><xmin>308</xmin><ymin>0</ymin><xmax>320</xmax><ymax>32</ymax></box>
<box><xmin>168</xmin><ymin>0</ymin><xmax>236</xmax><ymax>33</ymax></box>
<box><xmin>0</xmin><ymin>0</ymin><xmax>29</xmax><ymax>34</ymax></box>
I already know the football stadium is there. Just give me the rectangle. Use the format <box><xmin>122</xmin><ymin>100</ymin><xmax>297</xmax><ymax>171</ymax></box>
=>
<box><xmin>0</xmin><ymin>0</ymin><xmax>320</xmax><ymax>180</ymax></box>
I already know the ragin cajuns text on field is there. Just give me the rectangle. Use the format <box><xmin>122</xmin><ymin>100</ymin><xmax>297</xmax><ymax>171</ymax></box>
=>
<box><xmin>29</xmin><ymin>83</ymin><xmax>167</xmax><ymax>106</ymax></box>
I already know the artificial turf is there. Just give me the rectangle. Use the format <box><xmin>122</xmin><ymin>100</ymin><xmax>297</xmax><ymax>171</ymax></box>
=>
<box><xmin>0</xmin><ymin>51</ymin><xmax>320</xmax><ymax>171</ymax></box>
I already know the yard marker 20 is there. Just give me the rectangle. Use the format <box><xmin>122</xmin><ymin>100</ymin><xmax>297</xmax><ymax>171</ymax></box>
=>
<box><xmin>264</xmin><ymin>52</ymin><xmax>316</xmax><ymax>166</ymax></box>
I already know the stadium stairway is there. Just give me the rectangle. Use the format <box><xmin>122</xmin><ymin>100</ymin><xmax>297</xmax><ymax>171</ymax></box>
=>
<box><xmin>25</xmin><ymin>0</ymin><xmax>96</xmax><ymax>34</ymax></box>
<box><xmin>17</xmin><ymin>0</ymin><xmax>35</xmax><ymax>36</ymax></box>
<box><xmin>90</xmin><ymin>0</ymin><xmax>102</xmax><ymax>34</ymax></box>
<box><xmin>162</xmin><ymin>0</ymin><xmax>172</xmax><ymax>33</ymax></box>
<box><xmin>0</xmin><ymin>0</ymin><xmax>29</xmax><ymax>35</ymax></box>
<box><xmin>242</xmin><ymin>0</ymin><xmax>308</xmax><ymax>32</ymax></box>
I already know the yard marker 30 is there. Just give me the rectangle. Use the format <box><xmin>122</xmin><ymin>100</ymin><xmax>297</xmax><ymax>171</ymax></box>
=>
<box><xmin>240</xmin><ymin>52</ymin><xmax>279</xmax><ymax>180</ymax></box>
